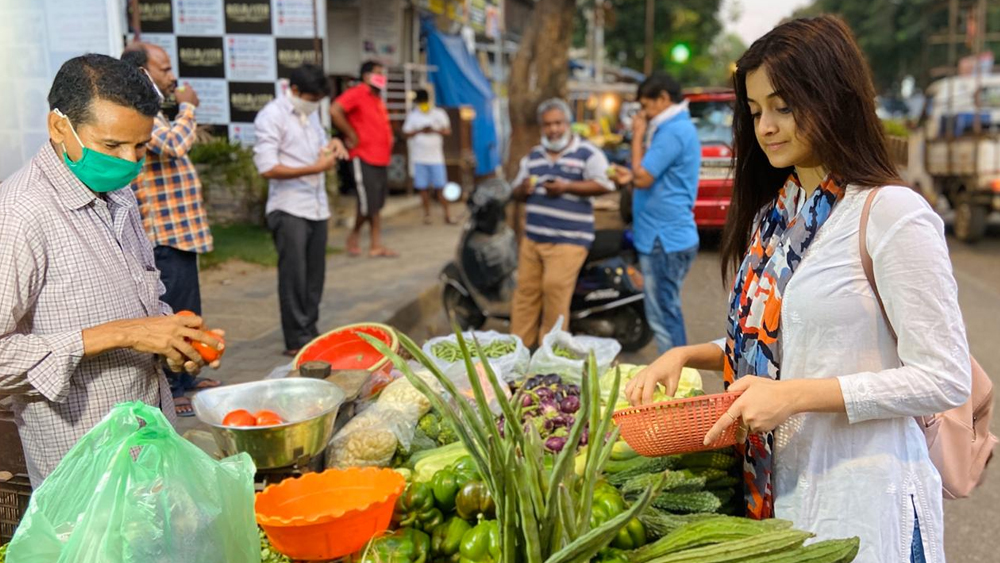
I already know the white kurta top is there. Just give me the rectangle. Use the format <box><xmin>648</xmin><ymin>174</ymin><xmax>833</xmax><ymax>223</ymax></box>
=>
<box><xmin>743</xmin><ymin>185</ymin><xmax>971</xmax><ymax>562</ymax></box>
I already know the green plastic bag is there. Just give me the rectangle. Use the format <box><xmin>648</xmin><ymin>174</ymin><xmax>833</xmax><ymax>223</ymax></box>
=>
<box><xmin>6</xmin><ymin>402</ymin><xmax>259</xmax><ymax>563</ymax></box>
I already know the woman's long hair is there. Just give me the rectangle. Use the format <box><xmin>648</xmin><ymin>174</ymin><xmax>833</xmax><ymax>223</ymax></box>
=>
<box><xmin>720</xmin><ymin>15</ymin><xmax>901</xmax><ymax>281</ymax></box>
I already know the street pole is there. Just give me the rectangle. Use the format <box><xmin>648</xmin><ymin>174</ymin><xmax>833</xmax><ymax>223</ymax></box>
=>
<box><xmin>644</xmin><ymin>0</ymin><xmax>654</xmax><ymax>75</ymax></box>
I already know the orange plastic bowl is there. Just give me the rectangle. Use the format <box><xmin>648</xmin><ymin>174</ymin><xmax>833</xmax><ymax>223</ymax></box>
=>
<box><xmin>612</xmin><ymin>391</ymin><xmax>743</xmax><ymax>457</ymax></box>
<box><xmin>256</xmin><ymin>467</ymin><xmax>406</xmax><ymax>561</ymax></box>
<box><xmin>294</xmin><ymin>323</ymin><xmax>399</xmax><ymax>377</ymax></box>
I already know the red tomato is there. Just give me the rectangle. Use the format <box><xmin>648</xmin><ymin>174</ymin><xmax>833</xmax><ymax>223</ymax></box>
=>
<box><xmin>254</xmin><ymin>410</ymin><xmax>285</xmax><ymax>426</ymax></box>
<box><xmin>222</xmin><ymin>409</ymin><xmax>256</xmax><ymax>427</ymax></box>
<box><xmin>191</xmin><ymin>329</ymin><xmax>225</xmax><ymax>363</ymax></box>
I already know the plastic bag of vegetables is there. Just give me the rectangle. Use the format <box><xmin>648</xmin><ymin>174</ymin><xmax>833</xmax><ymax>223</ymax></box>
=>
<box><xmin>527</xmin><ymin>318</ymin><xmax>621</xmax><ymax>384</ymax></box>
<box><xmin>423</xmin><ymin>331</ymin><xmax>529</xmax><ymax>384</ymax></box>
<box><xmin>327</xmin><ymin>375</ymin><xmax>437</xmax><ymax>469</ymax></box>
<box><xmin>5</xmin><ymin>402</ymin><xmax>258</xmax><ymax>563</ymax></box>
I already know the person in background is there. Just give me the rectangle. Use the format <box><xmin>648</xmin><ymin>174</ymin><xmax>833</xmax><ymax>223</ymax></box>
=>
<box><xmin>331</xmin><ymin>60</ymin><xmax>398</xmax><ymax>258</ymax></box>
<box><xmin>253</xmin><ymin>64</ymin><xmax>348</xmax><ymax>357</ymax></box>
<box><xmin>619</xmin><ymin>72</ymin><xmax>701</xmax><ymax>355</ymax></box>
<box><xmin>0</xmin><ymin>54</ymin><xmax>222</xmax><ymax>486</ymax></box>
<box><xmin>121</xmin><ymin>42</ymin><xmax>219</xmax><ymax>417</ymax></box>
<box><xmin>510</xmin><ymin>98</ymin><xmax>615</xmax><ymax>348</ymax></box>
<box><xmin>402</xmin><ymin>88</ymin><xmax>454</xmax><ymax>224</ymax></box>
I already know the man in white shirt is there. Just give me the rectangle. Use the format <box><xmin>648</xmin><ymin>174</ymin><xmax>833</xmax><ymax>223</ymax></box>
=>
<box><xmin>402</xmin><ymin>89</ymin><xmax>453</xmax><ymax>224</ymax></box>
<box><xmin>253</xmin><ymin>64</ymin><xmax>348</xmax><ymax>356</ymax></box>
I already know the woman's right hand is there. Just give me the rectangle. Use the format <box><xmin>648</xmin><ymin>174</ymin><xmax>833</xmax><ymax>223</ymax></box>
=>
<box><xmin>625</xmin><ymin>347</ymin><xmax>689</xmax><ymax>406</ymax></box>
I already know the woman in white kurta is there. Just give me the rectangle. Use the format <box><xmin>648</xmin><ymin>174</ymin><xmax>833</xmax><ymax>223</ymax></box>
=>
<box><xmin>625</xmin><ymin>16</ymin><xmax>971</xmax><ymax>563</ymax></box>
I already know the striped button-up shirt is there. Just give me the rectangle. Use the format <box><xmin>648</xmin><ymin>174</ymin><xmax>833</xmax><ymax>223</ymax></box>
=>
<box><xmin>253</xmin><ymin>96</ymin><xmax>331</xmax><ymax>221</ymax></box>
<box><xmin>131</xmin><ymin>103</ymin><xmax>214</xmax><ymax>253</ymax></box>
<box><xmin>512</xmin><ymin>136</ymin><xmax>614</xmax><ymax>247</ymax></box>
<box><xmin>0</xmin><ymin>143</ymin><xmax>175</xmax><ymax>487</ymax></box>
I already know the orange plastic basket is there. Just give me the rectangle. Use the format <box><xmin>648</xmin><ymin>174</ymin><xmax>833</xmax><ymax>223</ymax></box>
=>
<box><xmin>612</xmin><ymin>392</ymin><xmax>743</xmax><ymax>457</ymax></box>
<box><xmin>256</xmin><ymin>467</ymin><xmax>405</xmax><ymax>561</ymax></box>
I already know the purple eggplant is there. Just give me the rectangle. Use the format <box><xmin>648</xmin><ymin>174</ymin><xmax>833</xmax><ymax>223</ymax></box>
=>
<box><xmin>534</xmin><ymin>387</ymin><xmax>555</xmax><ymax>401</ymax></box>
<box><xmin>545</xmin><ymin>435</ymin><xmax>567</xmax><ymax>452</ymax></box>
<box><xmin>560</xmin><ymin>395</ymin><xmax>580</xmax><ymax>414</ymax></box>
<box><xmin>521</xmin><ymin>394</ymin><xmax>535</xmax><ymax>408</ymax></box>
<box><xmin>542</xmin><ymin>374</ymin><xmax>562</xmax><ymax>386</ymax></box>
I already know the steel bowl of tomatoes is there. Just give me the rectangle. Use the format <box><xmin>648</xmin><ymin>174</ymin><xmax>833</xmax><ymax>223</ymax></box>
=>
<box><xmin>192</xmin><ymin>379</ymin><xmax>346</xmax><ymax>469</ymax></box>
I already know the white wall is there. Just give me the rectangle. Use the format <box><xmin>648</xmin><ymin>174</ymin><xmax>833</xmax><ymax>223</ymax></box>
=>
<box><xmin>0</xmin><ymin>0</ymin><xmax>125</xmax><ymax>180</ymax></box>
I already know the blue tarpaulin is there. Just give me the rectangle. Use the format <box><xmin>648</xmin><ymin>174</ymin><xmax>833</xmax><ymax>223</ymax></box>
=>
<box><xmin>423</xmin><ymin>19</ymin><xmax>500</xmax><ymax>175</ymax></box>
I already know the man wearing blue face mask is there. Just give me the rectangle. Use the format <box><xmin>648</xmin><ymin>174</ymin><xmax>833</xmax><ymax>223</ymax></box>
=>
<box><xmin>0</xmin><ymin>54</ymin><xmax>224</xmax><ymax>487</ymax></box>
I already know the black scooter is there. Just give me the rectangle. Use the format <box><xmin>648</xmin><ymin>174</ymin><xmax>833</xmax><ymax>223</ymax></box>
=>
<box><xmin>439</xmin><ymin>178</ymin><xmax>653</xmax><ymax>351</ymax></box>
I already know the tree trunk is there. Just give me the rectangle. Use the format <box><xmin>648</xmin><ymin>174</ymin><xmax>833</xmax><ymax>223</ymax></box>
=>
<box><xmin>506</xmin><ymin>0</ymin><xmax>577</xmax><ymax>179</ymax></box>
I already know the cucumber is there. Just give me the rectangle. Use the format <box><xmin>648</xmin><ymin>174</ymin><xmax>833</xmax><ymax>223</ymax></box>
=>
<box><xmin>629</xmin><ymin>517</ymin><xmax>795</xmax><ymax>562</ymax></box>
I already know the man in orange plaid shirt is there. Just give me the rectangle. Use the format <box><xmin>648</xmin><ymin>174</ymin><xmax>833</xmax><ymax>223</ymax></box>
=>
<box><xmin>123</xmin><ymin>43</ymin><xmax>218</xmax><ymax>416</ymax></box>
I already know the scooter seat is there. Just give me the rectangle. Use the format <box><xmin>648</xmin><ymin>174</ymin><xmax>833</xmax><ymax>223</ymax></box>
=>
<box><xmin>587</xmin><ymin>230</ymin><xmax>625</xmax><ymax>262</ymax></box>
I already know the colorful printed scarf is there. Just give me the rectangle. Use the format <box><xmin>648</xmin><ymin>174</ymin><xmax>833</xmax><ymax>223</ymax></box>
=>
<box><xmin>724</xmin><ymin>173</ymin><xmax>846</xmax><ymax>519</ymax></box>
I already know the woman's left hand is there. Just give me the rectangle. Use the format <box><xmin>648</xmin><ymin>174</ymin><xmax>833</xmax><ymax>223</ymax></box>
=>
<box><xmin>703</xmin><ymin>377</ymin><xmax>799</xmax><ymax>445</ymax></box>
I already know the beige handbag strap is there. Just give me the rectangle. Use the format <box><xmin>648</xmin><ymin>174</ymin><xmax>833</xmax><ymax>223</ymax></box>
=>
<box><xmin>858</xmin><ymin>187</ymin><xmax>899</xmax><ymax>341</ymax></box>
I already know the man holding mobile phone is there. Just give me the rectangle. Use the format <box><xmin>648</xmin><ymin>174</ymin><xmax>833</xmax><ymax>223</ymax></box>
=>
<box><xmin>509</xmin><ymin>98</ymin><xmax>615</xmax><ymax>348</ymax></box>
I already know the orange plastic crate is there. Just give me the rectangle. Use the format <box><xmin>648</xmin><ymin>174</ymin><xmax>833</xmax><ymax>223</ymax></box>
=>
<box><xmin>613</xmin><ymin>392</ymin><xmax>743</xmax><ymax>456</ymax></box>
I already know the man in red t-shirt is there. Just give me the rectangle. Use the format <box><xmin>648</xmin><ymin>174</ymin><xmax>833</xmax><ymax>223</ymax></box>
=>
<box><xmin>331</xmin><ymin>61</ymin><xmax>397</xmax><ymax>257</ymax></box>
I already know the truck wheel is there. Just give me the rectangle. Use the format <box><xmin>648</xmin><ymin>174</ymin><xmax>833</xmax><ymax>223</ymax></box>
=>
<box><xmin>954</xmin><ymin>196</ymin><xmax>988</xmax><ymax>243</ymax></box>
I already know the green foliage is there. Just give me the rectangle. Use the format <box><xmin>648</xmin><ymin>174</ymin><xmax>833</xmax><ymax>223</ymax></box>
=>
<box><xmin>791</xmin><ymin>0</ymin><xmax>1000</xmax><ymax>92</ymax></box>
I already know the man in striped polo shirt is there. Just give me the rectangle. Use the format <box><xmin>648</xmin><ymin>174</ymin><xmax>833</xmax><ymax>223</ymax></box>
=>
<box><xmin>510</xmin><ymin>98</ymin><xmax>615</xmax><ymax>348</ymax></box>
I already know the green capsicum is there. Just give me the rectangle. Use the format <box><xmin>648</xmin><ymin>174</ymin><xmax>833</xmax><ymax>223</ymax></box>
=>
<box><xmin>455</xmin><ymin>481</ymin><xmax>496</xmax><ymax>521</ymax></box>
<box><xmin>593</xmin><ymin>548</ymin><xmax>630</xmax><ymax>563</ymax></box>
<box><xmin>458</xmin><ymin>519</ymin><xmax>501</xmax><ymax>563</ymax></box>
<box><xmin>431</xmin><ymin>516</ymin><xmax>472</xmax><ymax>562</ymax></box>
<box><xmin>431</xmin><ymin>458</ymin><xmax>479</xmax><ymax>512</ymax></box>
<box><xmin>354</xmin><ymin>528</ymin><xmax>431</xmax><ymax>563</ymax></box>
<box><xmin>394</xmin><ymin>482</ymin><xmax>446</xmax><ymax>531</ymax></box>
<box><xmin>611</xmin><ymin>517</ymin><xmax>647</xmax><ymax>550</ymax></box>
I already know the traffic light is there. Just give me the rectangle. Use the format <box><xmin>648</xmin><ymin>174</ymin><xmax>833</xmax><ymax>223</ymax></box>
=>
<box><xmin>670</xmin><ymin>43</ymin><xmax>691</xmax><ymax>64</ymax></box>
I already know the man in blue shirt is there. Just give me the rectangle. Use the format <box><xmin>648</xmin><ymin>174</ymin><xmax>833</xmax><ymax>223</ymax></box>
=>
<box><xmin>510</xmin><ymin>98</ymin><xmax>615</xmax><ymax>348</ymax></box>
<box><xmin>626</xmin><ymin>72</ymin><xmax>701</xmax><ymax>353</ymax></box>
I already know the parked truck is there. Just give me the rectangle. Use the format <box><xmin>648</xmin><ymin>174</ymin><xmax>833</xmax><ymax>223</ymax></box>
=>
<box><xmin>895</xmin><ymin>74</ymin><xmax>1000</xmax><ymax>242</ymax></box>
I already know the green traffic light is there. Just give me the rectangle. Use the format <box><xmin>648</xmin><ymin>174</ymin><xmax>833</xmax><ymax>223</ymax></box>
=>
<box><xmin>671</xmin><ymin>43</ymin><xmax>691</xmax><ymax>64</ymax></box>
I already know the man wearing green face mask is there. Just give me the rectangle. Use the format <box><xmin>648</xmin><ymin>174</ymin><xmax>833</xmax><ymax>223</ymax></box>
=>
<box><xmin>0</xmin><ymin>54</ymin><xmax>224</xmax><ymax>487</ymax></box>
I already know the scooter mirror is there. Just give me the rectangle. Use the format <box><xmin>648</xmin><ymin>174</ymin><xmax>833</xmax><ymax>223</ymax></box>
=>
<box><xmin>442</xmin><ymin>182</ymin><xmax>463</xmax><ymax>202</ymax></box>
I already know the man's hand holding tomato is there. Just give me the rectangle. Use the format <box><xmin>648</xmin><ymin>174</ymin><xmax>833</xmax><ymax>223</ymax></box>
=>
<box><xmin>169</xmin><ymin>311</ymin><xmax>226</xmax><ymax>375</ymax></box>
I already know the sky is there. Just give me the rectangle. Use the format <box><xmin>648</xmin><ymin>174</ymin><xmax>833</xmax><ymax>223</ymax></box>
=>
<box><xmin>723</xmin><ymin>0</ymin><xmax>816</xmax><ymax>46</ymax></box>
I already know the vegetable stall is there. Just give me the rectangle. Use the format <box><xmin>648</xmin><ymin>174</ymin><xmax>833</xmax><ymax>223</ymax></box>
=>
<box><xmin>0</xmin><ymin>324</ymin><xmax>861</xmax><ymax>563</ymax></box>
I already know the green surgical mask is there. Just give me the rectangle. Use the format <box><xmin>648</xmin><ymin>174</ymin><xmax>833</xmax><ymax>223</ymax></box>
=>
<box><xmin>54</xmin><ymin>109</ymin><xmax>145</xmax><ymax>193</ymax></box>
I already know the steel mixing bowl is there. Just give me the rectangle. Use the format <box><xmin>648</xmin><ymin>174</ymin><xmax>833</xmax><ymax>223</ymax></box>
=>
<box><xmin>192</xmin><ymin>379</ymin><xmax>346</xmax><ymax>469</ymax></box>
